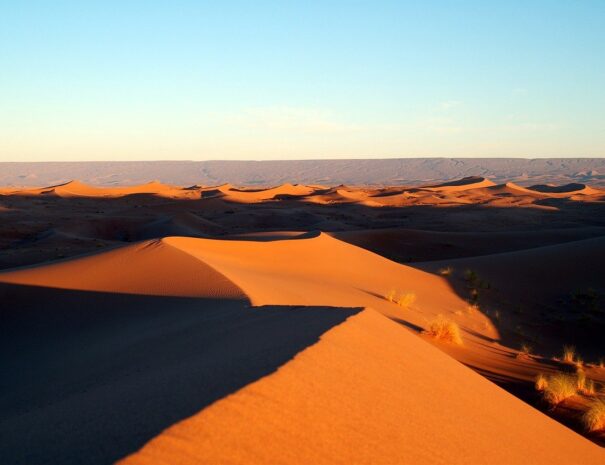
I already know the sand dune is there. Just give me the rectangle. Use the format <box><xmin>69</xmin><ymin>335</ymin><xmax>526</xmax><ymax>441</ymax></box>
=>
<box><xmin>219</xmin><ymin>183</ymin><xmax>317</xmax><ymax>203</ymax></box>
<box><xmin>1</xmin><ymin>234</ymin><xmax>604</xmax><ymax>464</ymax></box>
<box><xmin>0</xmin><ymin>239</ymin><xmax>243</xmax><ymax>298</ymax></box>
<box><xmin>8</xmin><ymin>180</ymin><xmax>202</xmax><ymax>199</ymax></box>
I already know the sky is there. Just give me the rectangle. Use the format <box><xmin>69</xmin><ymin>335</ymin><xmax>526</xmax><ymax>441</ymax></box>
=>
<box><xmin>1</xmin><ymin>1</ymin><xmax>604</xmax><ymax>161</ymax></box>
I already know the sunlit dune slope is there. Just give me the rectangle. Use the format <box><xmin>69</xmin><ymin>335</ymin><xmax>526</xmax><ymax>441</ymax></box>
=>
<box><xmin>120</xmin><ymin>307</ymin><xmax>602</xmax><ymax>465</ymax></box>
<box><xmin>0</xmin><ymin>239</ymin><xmax>244</xmax><ymax>298</ymax></box>
<box><xmin>7</xmin><ymin>180</ymin><xmax>202</xmax><ymax>199</ymax></box>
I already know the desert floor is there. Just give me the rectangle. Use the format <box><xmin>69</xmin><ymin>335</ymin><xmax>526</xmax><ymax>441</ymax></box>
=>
<box><xmin>1</xmin><ymin>176</ymin><xmax>604</xmax><ymax>464</ymax></box>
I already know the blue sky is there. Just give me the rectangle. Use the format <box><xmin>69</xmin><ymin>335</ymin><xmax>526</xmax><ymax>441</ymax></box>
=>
<box><xmin>1</xmin><ymin>1</ymin><xmax>604</xmax><ymax>160</ymax></box>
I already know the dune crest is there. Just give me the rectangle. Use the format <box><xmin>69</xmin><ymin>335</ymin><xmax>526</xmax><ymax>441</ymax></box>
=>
<box><xmin>0</xmin><ymin>239</ymin><xmax>244</xmax><ymax>298</ymax></box>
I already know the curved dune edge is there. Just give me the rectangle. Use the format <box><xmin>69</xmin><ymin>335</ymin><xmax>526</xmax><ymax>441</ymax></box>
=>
<box><xmin>0</xmin><ymin>239</ymin><xmax>246</xmax><ymax>299</ymax></box>
<box><xmin>119</xmin><ymin>308</ymin><xmax>603</xmax><ymax>465</ymax></box>
<box><xmin>162</xmin><ymin>233</ymin><xmax>467</xmax><ymax>313</ymax></box>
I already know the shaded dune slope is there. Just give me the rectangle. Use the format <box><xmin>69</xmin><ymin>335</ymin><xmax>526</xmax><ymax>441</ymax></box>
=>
<box><xmin>425</xmin><ymin>176</ymin><xmax>497</xmax><ymax>191</ymax></box>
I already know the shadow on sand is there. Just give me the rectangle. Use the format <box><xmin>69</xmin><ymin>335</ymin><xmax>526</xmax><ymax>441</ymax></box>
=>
<box><xmin>0</xmin><ymin>282</ymin><xmax>361</xmax><ymax>465</ymax></box>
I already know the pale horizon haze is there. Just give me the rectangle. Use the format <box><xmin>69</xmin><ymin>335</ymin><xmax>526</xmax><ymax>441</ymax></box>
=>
<box><xmin>1</xmin><ymin>1</ymin><xmax>604</xmax><ymax>161</ymax></box>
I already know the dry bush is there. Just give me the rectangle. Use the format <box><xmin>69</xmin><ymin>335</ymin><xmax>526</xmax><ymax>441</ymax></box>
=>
<box><xmin>385</xmin><ymin>289</ymin><xmax>397</xmax><ymax>303</ymax></box>
<box><xmin>424</xmin><ymin>315</ymin><xmax>463</xmax><ymax>345</ymax></box>
<box><xmin>583</xmin><ymin>398</ymin><xmax>605</xmax><ymax>432</ymax></box>
<box><xmin>439</xmin><ymin>266</ymin><xmax>453</xmax><ymax>276</ymax></box>
<box><xmin>543</xmin><ymin>373</ymin><xmax>577</xmax><ymax>406</ymax></box>
<box><xmin>576</xmin><ymin>369</ymin><xmax>586</xmax><ymax>391</ymax></box>
<box><xmin>385</xmin><ymin>290</ymin><xmax>416</xmax><ymax>308</ymax></box>
<box><xmin>535</xmin><ymin>373</ymin><xmax>548</xmax><ymax>391</ymax></box>
<box><xmin>396</xmin><ymin>292</ymin><xmax>416</xmax><ymax>308</ymax></box>
<box><xmin>562</xmin><ymin>345</ymin><xmax>576</xmax><ymax>363</ymax></box>
<box><xmin>582</xmin><ymin>379</ymin><xmax>596</xmax><ymax>396</ymax></box>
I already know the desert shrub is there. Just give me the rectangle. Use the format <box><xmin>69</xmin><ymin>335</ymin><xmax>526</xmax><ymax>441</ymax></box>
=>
<box><xmin>385</xmin><ymin>290</ymin><xmax>416</xmax><ymax>308</ymax></box>
<box><xmin>439</xmin><ymin>266</ymin><xmax>453</xmax><ymax>276</ymax></box>
<box><xmin>424</xmin><ymin>315</ymin><xmax>463</xmax><ymax>345</ymax></box>
<box><xmin>385</xmin><ymin>289</ymin><xmax>397</xmax><ymax>303</ymax></box>
<box><xmin>535</xmin><ymin>373</ymin><xmax>548</xmax><ymax>391</ymax></box>
<box><xmin>562</xmin><ymin>345</ymin><xmax>576</xmax><ymax>363</ymax></box>
<box><xmin>576</xmin><ymin>369</ymin><xmax>586</xmax><ymax>391</ymax></box>
<box><xmin>543</xmin><ymin>373</ymin><xmax>577</xmax><ymax>406</ymax></box>
<box><xmin>582</xmin><ymin>379</ymin><xmax>596</xmax><ymax>396</ymax></box>
<box><xmin>396</xmin><ymin>292</ymin><xmax>416</xmax><ymax>308</ymax></box>
<box><xmin>582</xmin><ymin>398</ymin><xmax>605</xmax><ymax>432</ymax></box>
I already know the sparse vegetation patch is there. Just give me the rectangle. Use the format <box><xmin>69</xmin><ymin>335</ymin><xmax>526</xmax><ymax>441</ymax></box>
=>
<box><xmin>542</xmin><ymin>373</ymin><xmax>577</xmax><ymax>406</ymax></box>
<box><xmin>583</xmin><ymin>398</ymin><xmax>605</xmax><ymax>432</ymax></box>
<box><xmin>385</xmin><ymin>290</ymin><xmax>416</xmax><ymax>308</ymax></box>
<box><xmin>535</xmin><ymin>373</ymin><xmax>548</xmax><ymax>391</ymax></box>
<box><xmin>439</xmin><ymin>266</ymin><xmax>453</xmax><ymax>276</ymax></box>
<box><xmin>424</xmin><ymin>315</ymin><xmax>463</xmax><ymax>345</ymax></box>
<box><xmin>562</xmin><ymin>345</ymin><xmax>576</xmax><ymax>364</ymax></box>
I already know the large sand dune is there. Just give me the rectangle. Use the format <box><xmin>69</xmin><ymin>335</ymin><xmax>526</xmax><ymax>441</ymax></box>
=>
<box><xmin>1</xmin><ymin>233</ymin><xmax>603</xmax><ymax>464</ymax></box>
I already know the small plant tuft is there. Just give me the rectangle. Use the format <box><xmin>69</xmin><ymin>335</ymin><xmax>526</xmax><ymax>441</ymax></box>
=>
<box><xmin>535</xmin><ymin>373</ymin><xmax>548</xmax><ymax>391</ymax></box>
<box><xmin>424</xmin><ymin>315</ymin><xmax>463</xmax><ymax>345</ymax></box>
<box><xmin>439</xmin><ymin>266</ymin><xmax>453</xmax><ymax>277</ymax></box>
<box><xmin>396</xmin><ymin>292</ymin><xmax>416</xmax><ymax>308</ymax></box>
<box><xmin>576</xmin><ymin>369</ymin><xmax>586</xmax><ymax>391</ymax></box>
<box><xmin>542</xmin><ymin>373</ymin><xmax>577</xmax><ymax>406</ymax></box>
<box><xmin>562</xmin><ymin>345</ymin><xmax>576</xmax><ymax>364</ymax></box>
<box><xmin>582</xmin><ymin>398</ymin><xmax>605</xmax><ymax>432</ymax></box>
<box><xmin>582</xmin><ymin>379</ymin><xmax>596</xmax><ymax>396</ymax></box>
<box><xmin>385</xmin><ymin>290</ymin><xmax>416</xmax><ymax>308</ymax></box>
